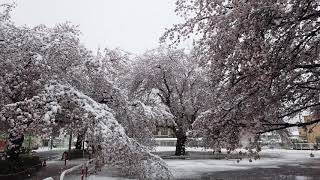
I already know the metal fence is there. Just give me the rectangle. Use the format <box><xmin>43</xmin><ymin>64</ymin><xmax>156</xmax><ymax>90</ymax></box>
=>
<box><xmin>292</xmin><ymin>143</ymin><xmax>318</xmax><ymax>150</ymax></box>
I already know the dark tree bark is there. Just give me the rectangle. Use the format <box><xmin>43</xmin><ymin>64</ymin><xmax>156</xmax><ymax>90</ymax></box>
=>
<box><xmin>6</xmin><ymin>133</ymin><xmax>24</xmax><ymax>160</ymax></box>
<box><xmin>75</xmin><ymin>133</ymin><xmax>85</xmax><ymax>150</ymax></box>
<box><xmin>68</xmin><ymin>131</ymin><xmax>72</xmax><ymax>153</ymax></box>
<box><xmin>174</xmin><ymin>128</ymin><xmax>186</xmax><ymax>156</ymax></box>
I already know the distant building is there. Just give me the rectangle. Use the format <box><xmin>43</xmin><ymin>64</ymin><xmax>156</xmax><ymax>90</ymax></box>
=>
<box><xmin>154</xmin><ymin>126</ymin><xmax>176</xmax><ymax>146</ymax></box>
<box><xmin>298</xmin><ymin>115</ymin><xmax>320</xmax><ymax>144</ymax></box>
<box><xmin>260</xmin><ymin>132</ymin><xmax>282</xmax><ymax>144</ymax></box>
<box><xmin>289</xmin><ymin>130</ymin><xmax>303</xmax><ymax>143</ymax></box>
<box><xmin>154</xmin><ymin>127</ymin><xmax>175</xmax><ymax>138</ymax></box>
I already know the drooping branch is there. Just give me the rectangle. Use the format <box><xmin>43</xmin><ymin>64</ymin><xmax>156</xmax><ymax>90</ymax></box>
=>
<box><xmin>0</xmin><ymin>83</ymin><xmax>173</xmax><ymax>179</ymax></box>
<box><xmin>295</xmin><ymin>64</ymin><xmax>320</xmax><ymax>69</ymax></box>
<box><xmin>278</xmin><ymin>102</ymin><xmax>320</xmax><ymax>119</ymax></box>
<box><xmin>260</xmin><ymin>118</ymin><xmax>320</xmax><ymax>134</ymax></box>
<box><xmin>160</xmin><ymin>70</ymin><xmax>172</xmax><ymax>106</ymax></box>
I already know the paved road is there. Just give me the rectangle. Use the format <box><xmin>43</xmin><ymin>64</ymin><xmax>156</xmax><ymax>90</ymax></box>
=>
<box><xmin>26</xmin><ymin>150</ymin><xmax>88</xmax><ymax>180</ymax></box>
<box><xmin>34</xmin><ymin>149</ymin><xmax>65</xmax><ymax>161</ymax></box>
<box><xmin>26</xmin><ymin>161</ymin><xmax>77</xmax><ymax>180</ymax></box>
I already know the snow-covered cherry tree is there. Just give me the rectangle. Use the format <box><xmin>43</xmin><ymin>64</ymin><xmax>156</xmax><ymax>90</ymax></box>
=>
<box><xmin>0</xmin><ymin>82</ymin><xmax>173</xmax><ymax>179</ymax></box>
<box><xmin>130</xmin><ymin>47</ymin><xmax>211</xmax><ymax>155</ymax></box>
<box><xmin>78</xmin><ymin>48</ymin><xmax>172</xmax><ymax>147</ymax></box>
<box><xmin>0</xmin><ymin>4</ymin><xmax>92</xmax><ymax>155</ymax></box>
<box><xmin>162</xmin><ymin>0</ymin><xmax>320</xmax><ymax>150</ymax></box>
<box><xmin>0</xmin><ymin>5</ymin><xmax>173</xmax><ymax>178</ymax></box>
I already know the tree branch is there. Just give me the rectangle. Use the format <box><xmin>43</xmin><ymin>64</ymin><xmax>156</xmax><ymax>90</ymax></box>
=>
<box><xmin>278</xmin><ymin>102</ymin><xmax>320</xmax><ymax>119</ymax></box>
<box><xmin>259</xmin><ymin>118</ymin><xmax>320</xmax><ymax>134</ymax></box>
<box><xmin>295</xmin><ymin>64</ymin><xmax>320</xmax><ymax>69</ymax></box>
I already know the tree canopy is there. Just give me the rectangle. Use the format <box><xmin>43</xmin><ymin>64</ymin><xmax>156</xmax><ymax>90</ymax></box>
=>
<box><xmin>130</xmin><ymin>48</ymin><xmax>211</xmax><ymax>155</ymax></box>
<box><xmin>1</xmin><ymin>0</ymin><xmax>319</xmax><ymax>178</ymax></box>
<box><xmin>162</xmin><ymin>0</ymin><xmax>320</xmax><ymax>149</ymax></box>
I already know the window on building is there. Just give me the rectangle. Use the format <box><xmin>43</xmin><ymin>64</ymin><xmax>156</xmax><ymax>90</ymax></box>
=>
<box><xmin>160</xmin><ymin>128</ymin><xmax>169</xmax><ymax>136</ymax></box>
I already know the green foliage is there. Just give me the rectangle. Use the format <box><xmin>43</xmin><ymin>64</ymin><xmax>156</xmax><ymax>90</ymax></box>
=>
<box><xmin>0</xmin><ymin>132</ymin><xmax>7</xmax><ymax>139</ymax></box>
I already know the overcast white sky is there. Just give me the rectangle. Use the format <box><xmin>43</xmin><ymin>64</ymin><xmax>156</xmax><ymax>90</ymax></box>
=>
<box><xmin>9</xmin><ymin>0</ymin><xmax>182</xmax><ymax>54</ymax></box>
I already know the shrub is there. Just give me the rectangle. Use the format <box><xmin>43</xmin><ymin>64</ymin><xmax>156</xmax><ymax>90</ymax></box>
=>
<box><xmin>0</xmin><ymin>154</ymin><xmax>42</xmax><ymax>176</ymax></box>
<box><xmin>19</xmin><ymin>154</ymin><xmax>42</xmax><ymax>168</ymax></box>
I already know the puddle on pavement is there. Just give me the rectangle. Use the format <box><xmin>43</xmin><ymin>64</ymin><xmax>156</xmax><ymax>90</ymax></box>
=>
<box><xmin>294</xmin><ymin>175</ymin><xmax>313</xmax><ymax>180</ymax></box>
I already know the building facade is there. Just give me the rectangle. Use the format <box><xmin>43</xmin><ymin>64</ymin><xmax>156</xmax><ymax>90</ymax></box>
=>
<box><xmin>298</xmin><ymin>115</ymin><xmax>320</xmax><ymax>144</ymax></box>
<box><xmin>154</xmin><ymin>127</ymin><xmax>176</xmax><ymax>146</ymax></box>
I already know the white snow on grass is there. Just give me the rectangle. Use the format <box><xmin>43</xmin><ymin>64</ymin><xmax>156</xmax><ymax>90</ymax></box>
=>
<box><xmin>168</xmin><ymin>148</ymin><xmax>320</xmax><ymax>179</ymax></box>
<box><xmin>88</xmin><ymin>176</ymin><xmax>133</xmax><ymax>180</ymax></box>
<box><xmin>167</xmin><ymin>158</ymin><xmax>295</xmax><ymax>179</ymax></box>
<box><xmin>88</xmin><ymin>147</ymin><xmax>320</xmax><ymax>179</ymax></box>
<box><xmin>34</xmin><ymin>146</ymin><xmax>70</xmax><ymax>152</ymax></box>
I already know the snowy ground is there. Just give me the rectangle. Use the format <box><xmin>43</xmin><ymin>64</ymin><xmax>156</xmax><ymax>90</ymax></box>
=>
<box><xmin>88</xmin><ymin>147</ymin><xmax>320</xmax><ymax>180</ymax></box>
<box><xmin>34</xmin><ymin>146</ymin><xmax>73</xmax><ymax>152</ymax></box>
<box><xmin>167</xmin><ymin>149</ymin><xmax>319</xmax><ymax>179</ymax></box>
<box><xmin>27</xmin><ymin>158</ymin><xmax>89</xmax><ymax>180</ymax></box>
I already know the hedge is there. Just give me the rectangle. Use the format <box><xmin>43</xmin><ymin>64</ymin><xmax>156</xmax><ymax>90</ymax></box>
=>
<box><xmin>62</xmin><ymin>149</ymin><xmax>89</xmax><ymax>160</ymax></box>
<box><xmin>0</xmin><ymin>154</ymin><xmax>43</xmax><ymax>179</ymax></box>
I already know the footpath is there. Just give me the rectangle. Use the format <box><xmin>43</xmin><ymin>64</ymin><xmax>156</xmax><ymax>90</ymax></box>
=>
<box><xmin>26</xmin><ymin>159</ymin><xmax>88</xmax><ymax>180</ymax></box>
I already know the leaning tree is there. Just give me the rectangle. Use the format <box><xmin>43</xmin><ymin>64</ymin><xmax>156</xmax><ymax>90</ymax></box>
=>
<box><xmin>81</xmin><ymin>48</ymin><xmax>175</xmax><ymax>148</ymax></box>
<box><xmin>0</xmin><ymin>82</ymin><xmax>172</xmax><ymax>179</ymax></box>
<box><xmin>162</xmin><ymin>0</ymin><xmax>320</xmax><ymax>150</ymax></box>
<box><xmin>0</xmin><ymin>7</ymin><xmax>91</xmax><ymax>155</ymax></box>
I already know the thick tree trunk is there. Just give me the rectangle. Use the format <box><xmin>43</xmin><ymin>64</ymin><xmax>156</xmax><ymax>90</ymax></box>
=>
<box><xmin>75</xmin><ymin>133</ymin><xmax>84</xmax><ymax>150</ymax></box>
<box><xmin>68</xmin><ymin>131</ymin><xmax>72</xmax><ymax>153</ymax></box>
<box><xmin>175</xmin><ymin>129</ymin><xmax>186</xmax><ymax>156</ymax></box>
<box><xmin>6</xmin><ymin>133</ymin><xmax>24</xmax><ymax>160</ymax></box>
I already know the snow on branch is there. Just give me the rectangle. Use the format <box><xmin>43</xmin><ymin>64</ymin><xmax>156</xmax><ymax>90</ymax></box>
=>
<box><xmin>261</xmin><ymin>118</ymin><xmax>320</xmax><ymax>134</ymax></box>
<box><xmin>0</xmin><ymin>82</ymin><xmax>173</xmax><ymax>179</ymax></box>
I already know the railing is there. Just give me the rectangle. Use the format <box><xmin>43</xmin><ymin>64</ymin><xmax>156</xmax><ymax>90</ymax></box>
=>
<box><xmin>292</xmin><ymin>143</ymin><xmax>318</xmax><ymax>150</ymax></box>
<box><xmin>155</xmin><ymin>138</ymin><xmax>177</xmax><ymax>146</ymax></box>
<box><xmin>60</xmin><ymin>158</ymin><xmax>96</xmax><ymax>180</ymax></box>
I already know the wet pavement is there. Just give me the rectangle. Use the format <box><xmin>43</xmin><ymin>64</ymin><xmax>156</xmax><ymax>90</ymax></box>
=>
<box><xmin>25</xmin><ymin>160</ymin><xmax>79</xmax><ymax>180</ymax></box>
<box><xmin>34</xmin><ymin>149</ymin><xmax>65</xmax><ymax>160</ymax></box>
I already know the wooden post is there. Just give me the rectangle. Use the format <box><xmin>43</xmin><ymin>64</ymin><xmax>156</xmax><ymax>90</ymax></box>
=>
<box><xmin>50</xmin><ymin>136</ymin><xmax>53</xmax><ymax>150</ymax></box>
<box><xmin>81</xmin><ymin>168</ymin><xmax>84</xmax><ymax>180</ymax></box>
<box><xmin>64</xmin><ymin>153</ymin><xmax>67</xmax><ymax>166</ymax></box>
<box><xmin>82</xmin><ymin>140</ymin><xmax>85</xmax><ymax>158</ymax></box>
